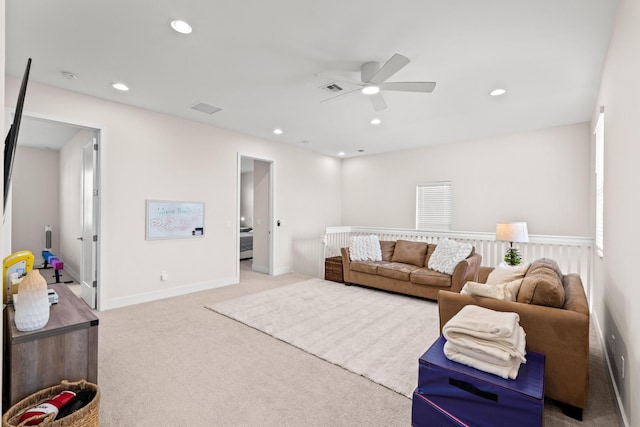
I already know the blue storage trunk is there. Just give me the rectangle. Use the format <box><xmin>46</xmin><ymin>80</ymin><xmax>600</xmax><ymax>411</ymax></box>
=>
<box><xmin>412</xmin><ymin>391</ymin><xmax>468</xmax><ymax>427</ymax></box>
<box><xmin>415</xmin><ymin>336</ymin><xmax>544</xmax><ymax>427</ymax></box>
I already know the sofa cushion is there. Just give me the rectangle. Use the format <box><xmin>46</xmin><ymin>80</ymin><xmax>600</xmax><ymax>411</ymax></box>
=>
<box><xmin>461</xmin><ymin>279</ymin><xmax>523</xmax><ymax>301</ymax></box>
<box><xmin>427</xmin><ymin>238</ymin><xmax>473</xmax><ymax>275</ymax></box>
<box><xmin>486</xmin><ymin>262</ymin><xmax>531</xmax><ymax>285</ymax></box>
<box><xmin>410</xmin><ymin>268</ymin><xmax>452</xmax><ymax>288</ymax></box>
<box><xmin>517</xmin><ymin>258</ymin><xmax>565</xmax><ymax>307</ymax></box>
<box><xmin>379</xmin><ymin>241</ymin><xmax>396</xmax><ymax>262</ymax></box>
<box><xmin>391</xmin><ymin>240</ymin><xmax>428</xmax><ymax>267</ymax></box>
<box><xmin>350</xmin><ymin>260</ymin><xmax>387</xmax><ymax>275</ymax></box>
<box><xmin>424</xmin><ymin>244</ymin><xmax>438</xmax><ymax>266</ymax></box>
<box><xmin>377</xmin><ymin>262</ymin><xmax>420</xmax><ymax>281</ymax></box>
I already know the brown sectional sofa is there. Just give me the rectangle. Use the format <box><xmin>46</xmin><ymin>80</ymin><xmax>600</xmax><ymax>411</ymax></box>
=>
<box><xmin>438</xmin><ymin>258</ymin><xmax>590</xmax><ymax>419</ymax></box>
<box><xmin>340</xmin><ymin>239</ymin><xmax>482</xmax><ymax>300</ymax></box>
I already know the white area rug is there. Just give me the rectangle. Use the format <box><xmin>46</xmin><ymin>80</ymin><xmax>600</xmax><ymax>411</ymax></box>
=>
<box><xmin>206</xmin><ymin>278</ymin><xmax>440</xmax><ymax>398</ymax></box>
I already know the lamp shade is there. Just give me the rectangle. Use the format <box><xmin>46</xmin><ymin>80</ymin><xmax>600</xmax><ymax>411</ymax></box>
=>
<box><xmin>496</xmin><ymin>222</ymin><xmax>529</xmax><ymax>243</ymax></box>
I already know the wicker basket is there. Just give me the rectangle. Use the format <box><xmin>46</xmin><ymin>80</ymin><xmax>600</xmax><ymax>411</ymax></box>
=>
<box><xmin>324</xmin><ymin>256</ymin><xmax>344</xmax><ymax>283</ymax></box>
<box><xmin>2</xmin><ymin>380</ymin><xmax>99</xmax><ymax>427</ymax></box>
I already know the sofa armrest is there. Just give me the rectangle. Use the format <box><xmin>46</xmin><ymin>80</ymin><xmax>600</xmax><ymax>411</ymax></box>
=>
<box><xmin>477</xmin><ymin>266</ymin><xmax>494</xmax><ymax>283</ymax></box>
<box><xmin>450</xmin><ymin>253</ymin><xmax>482</xmax><ymax>293</ymax></box>
<box><xmin>437</xmin><ymin>289</ymin><xmax>590</xmax><ymax>409</ymax></box>
<box><xmin>340</xmin><ymin>247</ymin><xmax>351</xmax><ymax>283</ymax></box>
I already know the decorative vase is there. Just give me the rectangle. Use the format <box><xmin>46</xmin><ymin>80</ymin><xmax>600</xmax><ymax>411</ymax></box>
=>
<box><xmin>14</xmin><ymin>269</ymin><xmax>50</xmax><ymax>331</ymax></box>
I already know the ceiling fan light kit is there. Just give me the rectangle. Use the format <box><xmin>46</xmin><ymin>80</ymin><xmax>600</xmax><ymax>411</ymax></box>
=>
<box><xmin>318</xmin><ymin>53</ymin><xmax>436</xmax><ymax>111</ymax></box>
<box><xmin>362</xmin><ymin>85</ymin><xmax>380</xmax><ymax>95</ymax></box>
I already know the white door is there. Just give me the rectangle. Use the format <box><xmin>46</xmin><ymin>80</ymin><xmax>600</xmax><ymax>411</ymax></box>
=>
<box><xmin>80</xmin><ymin>138</ymin><xmax>98</xmax><ymax>308</ymax></box>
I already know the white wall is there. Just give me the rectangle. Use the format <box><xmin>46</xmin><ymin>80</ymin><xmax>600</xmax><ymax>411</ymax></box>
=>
<box><xmin>592</xmin><ymin>0</ymin><xmax>639</xmax><ymax>423</ymax></box>
<box><xmin>11</xmin><ymin>146</ymin><xmax>60</xmax><ymax>264</ymax></box>
<box><xmin>4</xmin><ymin>78</ymin><xmax>342</xmax><ymax>310</ymax></box>
<box><xmin>341</xmin><ymin>123</ymin><xmax>591</xmax><ymax>236</ymax></box>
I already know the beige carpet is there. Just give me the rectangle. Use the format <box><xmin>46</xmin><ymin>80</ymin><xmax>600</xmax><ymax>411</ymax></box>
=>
<box><xmin>207</xmin><ymin>278</ymin><xmax>440</xmax><ymax>398</ymax></box>
<box><xmin>205</xmin><ymin>276</ymin><xmax>622</xmax><ymax>427</ymax></box>
<box><xmin>94</xmin><ymin>263</ymin><xmax>621</xmax><ymax>426</ymax></box>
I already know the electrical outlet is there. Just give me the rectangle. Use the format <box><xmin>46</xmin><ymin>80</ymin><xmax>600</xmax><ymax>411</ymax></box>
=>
<box><xmin>611</xmin><ymin>334</ymin><xmax>616</xmax><ymax>354</ymax></box>
<box><xmin>160</xmin><ymin>271</ymin><xmax>168</xmax><ymax>281</ymax></box>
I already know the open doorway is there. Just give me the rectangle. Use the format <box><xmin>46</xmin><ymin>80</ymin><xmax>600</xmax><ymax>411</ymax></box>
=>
<box><xmin>238</xmin><ymin>155</ymin><xmax>274</xmax><ymax>278</ymax></box>
<box><xmin>6</xmin><ymin>114</ymin><xmax>100</xmax><ymax>309</ymax></box>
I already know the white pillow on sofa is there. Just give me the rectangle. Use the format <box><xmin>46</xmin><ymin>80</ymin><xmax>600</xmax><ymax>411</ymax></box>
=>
<box><xmin>349</xmin><ymin>235</ymin><xmax>382</xmax><ymax>261</ymax></box>
<box><xmin>461</xmin><ymin>279</ymin><xmax>523</xmax><ymax>302</ymax></box>
<box><xmin>486</xmin><ymin>262</ymin><xmax>531</xmax><ymax>285</ymax></box>
<box><xmin>427</xmin><ymin>238</ymin><xmax>473</xmax><ymax>275</ymax></box>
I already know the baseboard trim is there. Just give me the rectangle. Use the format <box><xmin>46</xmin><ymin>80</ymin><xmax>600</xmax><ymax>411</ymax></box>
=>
<box><xmin>100</xmin><ymin>277</ymin><xmax>237</xmax><ymax>311</ymax></box>
<box><xmin>592</xmin><ymin>310</ymin><xmax>630</xmax><ymax>427</ymax></box>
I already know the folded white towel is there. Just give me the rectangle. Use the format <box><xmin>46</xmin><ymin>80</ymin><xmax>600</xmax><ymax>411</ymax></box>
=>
<box><xmin>444</xmin><ymin>326</ymin><xmax>527</xmax><ymax>365</ymax></box>
<box><xmin>443</xmin><ymin>306</ymin><xmax>527</xmax><ymax>363</ymax></box>
<box><xmin>443</xmin><ymin>305</ymin><xmax>520</xmax><ymax>339</ymax></box>
<box><xmin>444</xmin><ymin>340</ymin><xmax>524</xmax><ymax>380</ymax></box>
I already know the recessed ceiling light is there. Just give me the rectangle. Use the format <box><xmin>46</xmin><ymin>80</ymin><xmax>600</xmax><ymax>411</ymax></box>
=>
<box><xmin>112</xmin><ymin>82</ymin><xmax>129</xmax><ymax>91</ymax></box>
<box><xmin>273</xmin><ymin>128</ymin><xmax>283</xmax><ymax>135</ymax></box>
<box><xmin>362</xmin><ymin>85</ymin><xmax>380</xmax><ymax>95</ymax></box>
<box><xmin>338</xmin><ymin>152</ymin><xmax>345</xmax><ymax>156</ymax></box>
<box><xmin>370</xmin><ymin>118</ymin><xmax>382</xmax><ymax>125</ymax></box>
<box><xmin>62</xmin><ymin>71</ymin><xmax>77</xmax><ymax>80</ymax></box>
<box><xmin>170</xmin><ymin>20</ymin><xmax>193</xmax><ymax>34</ymax></box>
<box><xmin>490</xmin><ymin>88</ymin><xmax>506</xmax><ymax>96</ymax></box>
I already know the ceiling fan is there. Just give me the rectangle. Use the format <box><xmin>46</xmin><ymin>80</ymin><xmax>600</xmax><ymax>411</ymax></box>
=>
<box><xmin>317</xmin><ymin>53</ymin><xmax>436</xmax><ymax>111</ymax></box>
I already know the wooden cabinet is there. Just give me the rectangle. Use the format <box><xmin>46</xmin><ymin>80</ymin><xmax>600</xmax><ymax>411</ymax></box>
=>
<box><xmin>3</xmin><ymin>284</ymin><xmax>98</xmax><ymax>411</ymax></box>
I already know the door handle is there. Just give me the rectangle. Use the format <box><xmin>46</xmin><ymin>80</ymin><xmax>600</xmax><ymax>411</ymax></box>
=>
<box><xmin>77</xmin><ymin>237</ymin><xmax>83</xmax><ymax>241</ymax></box>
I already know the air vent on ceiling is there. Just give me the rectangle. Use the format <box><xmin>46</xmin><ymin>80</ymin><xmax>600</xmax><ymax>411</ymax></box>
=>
<box><xmin>320</xmin><ymin>82</ymin><xmax>344</xmax><ymax>93</ymax></box>
<box><xmin>189</xmin><ymin>101</ymin><xmax>222</xmax><ymax>115</ymax></box>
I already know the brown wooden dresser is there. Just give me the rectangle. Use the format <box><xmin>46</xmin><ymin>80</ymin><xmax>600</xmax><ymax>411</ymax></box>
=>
<box><xmin>3</xmin><ymin>284</ymin><xmax>98</xmax><ymax>411</ymax></box>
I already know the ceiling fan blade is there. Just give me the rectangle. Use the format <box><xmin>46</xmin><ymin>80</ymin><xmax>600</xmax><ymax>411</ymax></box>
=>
<box><xmin>369</xmin><ymin>93</ymin><xmax>387</xmax><ymax>111</ymax></box>
<box><xmin>380</xmin><ymin>82</ymin><xmax>436</xmax><ymax>93</ymax></box>
<box><xmin>320</xmin><ymin>88</ymin><xmax>360</xmax><ymax>104</ymax></box>
<box><xmin>361</xmin><ymin>62</ymin><xmax>380</xmax><ymax>83</ymax></box>
<box><xmin>369</xmin><ymin>53</ymin><xmax>410</xmax><ymax>84</ymax></box>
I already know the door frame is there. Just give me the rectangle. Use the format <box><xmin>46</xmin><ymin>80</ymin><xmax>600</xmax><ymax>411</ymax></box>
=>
<box><xmin>237</xmin><ymin>153</ymin><xmax>275</xmax><ymax>279</ymax></box>
<box><xmin>10</xmin><ymin>111</ymin><xmax>104</xmax><ymax>309</ymax></box>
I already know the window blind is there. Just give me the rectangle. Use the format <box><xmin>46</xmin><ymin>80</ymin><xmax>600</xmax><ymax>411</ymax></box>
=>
<box><xmin>416</xmin><ymin>182</ymin><xmax>452</xmax><ymax>231</ymax></box>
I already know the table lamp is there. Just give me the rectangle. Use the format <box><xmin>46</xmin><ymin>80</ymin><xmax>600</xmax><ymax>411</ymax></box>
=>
<box><xmin>496</xmin><ymin>222</ymin><xmax>529</xmax><ymax>265</ymax></box>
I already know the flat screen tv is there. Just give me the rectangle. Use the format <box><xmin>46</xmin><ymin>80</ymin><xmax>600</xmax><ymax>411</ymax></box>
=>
<box><xmin>4</xmin><ymin>58</ymin><xmax>32</xmax><ymax>212</ymax></box>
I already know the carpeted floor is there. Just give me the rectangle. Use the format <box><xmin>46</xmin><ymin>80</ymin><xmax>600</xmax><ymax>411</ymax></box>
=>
<box><xmin>207</xmin><ymin>278</ymin><xmax>440</xmax><ymax>398</ymax></box>
<box><xmin>94</xmin><ymin>262</ymin><xmax>622</xmax><ymax>426</ymax></box>
<box><xmin>205</xmin><ymin>275</ymin><xmax>622</xmax><ymax>427</ymax></box>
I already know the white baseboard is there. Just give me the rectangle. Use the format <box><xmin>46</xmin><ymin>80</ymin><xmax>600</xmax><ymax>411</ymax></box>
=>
<box><xmin>592</xmin><ymin>310</ymin><xmax>630</xmax><ymax>427</ymax></box>
<box><xmin>100</xmin><ymin>277</ymin><xmax>238</xmax><ymax>311</ymax></box>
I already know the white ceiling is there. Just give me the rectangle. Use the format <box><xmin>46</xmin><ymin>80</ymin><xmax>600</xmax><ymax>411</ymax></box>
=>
<box><xmin>5</xmin><ymin>0</ymin><xmax>618</xmax><ymax>158</ymax></box>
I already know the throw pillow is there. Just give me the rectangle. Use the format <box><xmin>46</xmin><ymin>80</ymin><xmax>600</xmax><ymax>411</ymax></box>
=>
<box><xmin>427</xmin><ymin>238</ymin><xmax>473</xmax><ymax>275</ymax></box>
<box><xmin>461</xmin><ymin>279</ymin><xmax>523</xmax><ymax>302</ymax></box>
<box><xmin>379</xmin><ymin>241</ymin><xmax>396</xmax><ymax>261</ymax></box>
<box><xmin>390</xmin><ymin>240</ymin><xmax>429</xmax><ymax>267</ymax></box>
<box><xmin>517</xmin><ymin>259</ymin><xmax>565</xmax><ymax>307</ymax></box>
<box><xmin>486</xmin><ymin>262</ymin><xmax>531</xmax><ymax>285</ymax></box>
<box><xmin>349</xmin><ymin>235</ymin><xmax>382</xmax><ymax>262</ymax></box>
